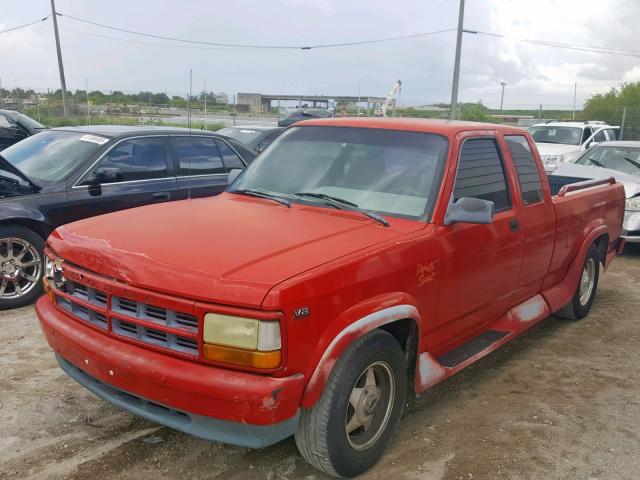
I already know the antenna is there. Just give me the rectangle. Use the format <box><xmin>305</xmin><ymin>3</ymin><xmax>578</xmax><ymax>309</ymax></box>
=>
<box><xmin>188</xmin><ymin>69</ymin><xmax>192</xmax><ymax>199</ymax></box>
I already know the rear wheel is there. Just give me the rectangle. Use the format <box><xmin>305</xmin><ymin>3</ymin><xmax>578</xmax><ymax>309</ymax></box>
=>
<box><xmin>555</xmin><ymin>244</ymin><xmax>600</xmax><ymax>320</ymax></box>
<box><xmin>0</xmin><ymin>225</ymin><xmax>44</xmax><ymax>310</ymax></box>
<box><xmin>295</xmin><ymin>329</ymin><xmax>406</xmax><ymax>478</ymax></box>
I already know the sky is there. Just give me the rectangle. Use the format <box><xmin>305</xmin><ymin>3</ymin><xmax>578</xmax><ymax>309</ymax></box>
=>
<box><xmin>1</xmin><ymin>0</ymin><xmax>639</xmax><ymax>109</ymax></box>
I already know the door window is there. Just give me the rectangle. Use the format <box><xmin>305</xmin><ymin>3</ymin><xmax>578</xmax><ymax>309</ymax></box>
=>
<box><xmin>581</xmin><ymin>127</ymin><xmax>593</xmax><ymax>144</ymax></box>
<box><xmin>216</xmin><ymin>139</ymin><xmax>245</xmax><ymax>170</ymax></box>
<box><xmin>505</xmin><ymin>135</ymin><xmax>543</xmax><ymax>205</ymax></box>
<box><xmin>174</xmin><ymin>136</ymin><xmax>225</xmax><ymax>176</ymax></box>
<box><xmin>0</xmin><ymin>114</ymin><xmax>14</xmax><ymax>128</ymax></box>
<box><xmin>605</xmin><ymin>129</ymin><xmax>617</xmax><ymax>141</ymax></box>
<box><xmin>81</xmin><ymin>137</ymin><xmax>168</xmax><ymax>184</ymax></box>
<box><xmin>454</xmin><ymin>138</ymin><xmax>511</xmax><ymax>212</ymax></box>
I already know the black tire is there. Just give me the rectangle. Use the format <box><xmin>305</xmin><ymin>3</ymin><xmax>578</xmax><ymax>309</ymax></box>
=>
<box><xmin>0</xmin><ymin>224</ymin><xmax>45</xmax><ymax>310</ymax></box>
<box><xmin>295</xmin><ymin>329</ymin><xmax>407</xmax><ymax>478</ymax></box>
<box><xmin>555</xmin><ymin>244</ymin><xmax>600</xmax><ymax>321</ymax></box>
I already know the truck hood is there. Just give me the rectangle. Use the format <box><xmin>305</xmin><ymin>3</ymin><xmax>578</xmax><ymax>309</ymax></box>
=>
<box><xmin>49</xmin><ymin>193</ymin><xmax>419</xmax><ymax>307</ymax></box>
<box><xmin>535</xmin><ymin>143</ymin><xmax>580</xmax><ymax>157</ymax></box>
<box><xmin>552</xmin><ymin>162</ymin><xmax>640</xmax><ymax>198</ymax></box>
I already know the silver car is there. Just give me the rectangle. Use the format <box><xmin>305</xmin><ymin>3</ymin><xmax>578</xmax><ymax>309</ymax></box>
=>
<box><xmin>550</xmin><ymin>141</ymin><xmax>640</xmax><ymax>244</ymax></box>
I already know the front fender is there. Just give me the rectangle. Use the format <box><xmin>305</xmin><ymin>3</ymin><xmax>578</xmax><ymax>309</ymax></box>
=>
<box><xmin>300</xmin><ymin>293</ymin><xmax>421</xmax><ymax>408</ymax></box>
<box><xmin>0</xmin><ymin>203</ymin><xmax>48</xmax><ymax>232</ymax></box>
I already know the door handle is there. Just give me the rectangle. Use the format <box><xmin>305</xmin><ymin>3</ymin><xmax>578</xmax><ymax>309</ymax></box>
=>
<box><xmin>152</xmin><ymin>192</ymin><xmax>171</xmax><ymax>202</ymax></box>
<box><xmin>509</xmin><ymin>219</ymin><xmax>520</xmax><ymax>232</ymax></box>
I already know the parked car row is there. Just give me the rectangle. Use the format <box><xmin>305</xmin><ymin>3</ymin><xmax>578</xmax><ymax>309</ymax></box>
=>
<box><xmin>0</xmin><ymin>125</ymin><xmax>257</xmax><ymax>309</ymax></box>
<box><xmin>32</xmin><ymin>118</ymin><xmax>625</xmax><ymax>477</ymax></box>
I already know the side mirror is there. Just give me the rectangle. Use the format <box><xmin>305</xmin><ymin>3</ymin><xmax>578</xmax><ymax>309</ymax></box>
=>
<box><xmin>444</xmin><ymin>197</ymin><xmax>495</xmax><ymax>225</ymax></box>
<box><xmin>588</xmin><ymin>141</ymin><xmax>598</xmax><ymax>149</ymax></box>
<box><xmin>227</xmin><ymin>168</ymin><xmax>243</xmax><ymax>185</ymax></box>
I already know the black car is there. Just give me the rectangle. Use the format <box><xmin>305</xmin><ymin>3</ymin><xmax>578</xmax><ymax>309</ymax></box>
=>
<box><xmin>0</xmin><ymin>109</ymin><xmax>48</xmax><ymax>150</ymax></box>
<box><xmin>217</xmin><ymin>125</ymin><xmax>285</xmax><ymax>153</ymax></box>
<box><xmin>0</xmin><ymin>125</ymin><xmax>256</xmax><ymax>309</ymax></box>
<box><xmin>277</xmin><ymin>109</ymin><xmax>333</xmax><ymax>127</ymax></box>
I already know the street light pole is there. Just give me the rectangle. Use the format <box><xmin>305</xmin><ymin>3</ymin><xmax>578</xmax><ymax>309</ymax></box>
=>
<box><xmin>50</xmin><ymin>0</ymin><xmax>68</xmax><ymax>117</ymax></box>
<box><xmin>500</xmin><ymin>82</ymin><xmax>507</xmax><ymax>111</ymax></box>
<box><xmin>449</xmin><ymin>0</ymin><xmax>466</xmax><ymax>120</ymax></box>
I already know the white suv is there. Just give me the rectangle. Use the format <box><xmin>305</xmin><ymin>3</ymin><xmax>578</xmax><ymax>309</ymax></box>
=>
<box><xmin>528</xmin><ymin>121</ymin><xmax>619</xmax><ymax>173</ymax></box>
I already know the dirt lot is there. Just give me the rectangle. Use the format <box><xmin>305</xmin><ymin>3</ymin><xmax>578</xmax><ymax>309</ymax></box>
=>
<box><xmin>1</xmin><ymin>246</ymin><xmax>639</xmax><ymax>480</ymax></box>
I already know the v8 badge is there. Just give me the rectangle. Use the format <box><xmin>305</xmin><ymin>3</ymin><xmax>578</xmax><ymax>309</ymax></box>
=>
<box><xmin>293</xmin><ymin>307</ymin><xmax>310</xmax><ymax>319</ymax></box>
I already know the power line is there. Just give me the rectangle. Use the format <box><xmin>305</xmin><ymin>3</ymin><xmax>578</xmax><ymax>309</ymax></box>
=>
<box><xmin>469</xmin><ymin>29</ymin><xmax>640</xmax><ymax>58</ymax></box>
<box><xmin>0</xmin><ymin>15</ymin><xmax>50</xmax><ymax>35</ymax></box>
<box><xmin>57</xmin><ymin>12</ymin><xmax>455</xmax><ymax>50</ymax></box>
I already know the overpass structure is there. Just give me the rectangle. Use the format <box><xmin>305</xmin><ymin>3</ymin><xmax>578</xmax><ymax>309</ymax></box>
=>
<box><xmin>237</xmin><ymin>92</ymin><xmax>389</xmax><ymax>113</ymax></box>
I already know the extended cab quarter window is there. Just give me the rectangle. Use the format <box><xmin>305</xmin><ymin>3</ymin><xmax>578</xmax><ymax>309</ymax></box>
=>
<box><xmin>505</xmin><ymin>135</ymin><xmax>544</xmax><ymax>205</ymax></box>
<box><xmin>453</xmin><ymin>138</ymin><xmax>511</xmax><ymax>212</ymax></box>
<box><xmin>175</xmin><ymin>136</ymin><xmax>225</xmax><ymax>176</ymax></box>
<box><xmin>85</xmin><ymin>137</ymin><xmax>168</xmax><ymax>183</ymax></box>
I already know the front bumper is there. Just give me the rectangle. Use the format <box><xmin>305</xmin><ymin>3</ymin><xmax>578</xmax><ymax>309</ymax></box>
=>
<box><xmin>622</xmin><ymin>210</ymin><xmax>640</xmax><ymax>243</ymax></box>
<box><xmin>36</xmin><ymin>297</ymin><xmax>305</xmax><ymax>448</ymax></box>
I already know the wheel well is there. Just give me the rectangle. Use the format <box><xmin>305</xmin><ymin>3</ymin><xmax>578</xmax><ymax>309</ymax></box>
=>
<box><xmin>378</xmin><ymin>318</ymin><xmax>419</xmax><ymax>374</ymax></box>
<box><xmin>593</xmin><ymin>234</ymin><xmax>609</xmax><ymax>266</ymax></box>
<box><xmin>0</xmin><ymin>219</ymin><xmax>48</xmax><ymax>240</ymax></box>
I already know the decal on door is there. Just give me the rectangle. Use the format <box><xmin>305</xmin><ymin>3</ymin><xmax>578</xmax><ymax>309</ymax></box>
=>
<box><xmin>417</xmin><ymin>261</ymin><xmax>437</xmax><ymax>286</ymax></box>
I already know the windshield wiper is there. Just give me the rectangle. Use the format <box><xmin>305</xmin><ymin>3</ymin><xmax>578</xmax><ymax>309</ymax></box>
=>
<box><xmin>587</xmin><ymin>158</ymin><xmax>606</xmax><ymax>168</ymax></box>
<box><xmin>623</xmin><ymin>157</ymin><xmax>640</xmax><ymax>170</ymax></box>
<box><xmin>295</xmin><ymin>192</ymin><xmax>389</xmax><ymax>227</ymax></box>
<box><xmin>231</xmin><ymin>188</ymin><xmax>291</xmax><ymax>207</ymax></box>
<box><xmin>0</xmin><ymin>174</ymin><xmax>19</xmax><ymax>186</ymax></box>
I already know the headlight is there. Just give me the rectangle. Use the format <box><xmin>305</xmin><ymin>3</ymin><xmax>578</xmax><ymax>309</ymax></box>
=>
<box><xmin>542</xmin><ymin>154</ymin><xmax>563</xmax><ymax>168</ymax></box>
<box><xmin>626</xmin><ymin>196</ymin><xmax>640</xmax><ymax>212</ymax></box>
<box><xmin>203</xmin><ymin>313</ymin><xmax>281</xmax><ymax>368</ymax></box>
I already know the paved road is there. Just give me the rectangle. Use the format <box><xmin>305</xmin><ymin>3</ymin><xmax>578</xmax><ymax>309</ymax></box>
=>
<box><xmin>1</xmin><ymin>246</ymin><xmax>639</xmax><ymax>479</ymax></box>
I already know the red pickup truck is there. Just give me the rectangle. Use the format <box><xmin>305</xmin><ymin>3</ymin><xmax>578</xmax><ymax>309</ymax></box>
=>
<box><xmin>37</xmin><ymin>119</ymin><xmax>625</xmax><ymax>478</ymax></box>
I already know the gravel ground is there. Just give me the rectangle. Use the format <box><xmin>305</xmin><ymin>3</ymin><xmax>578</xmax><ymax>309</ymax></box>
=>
<box><xmin>1</xmin><ymin>246</ymin><xmax>639</xmax><ymax>480</ymax></box>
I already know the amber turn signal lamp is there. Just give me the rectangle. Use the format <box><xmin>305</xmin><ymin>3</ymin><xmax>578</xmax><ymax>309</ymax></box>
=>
<box><xmin>43</xmin><ymin>278</ymin><xmax>56</xmax><ymax>304</ymax></box>
<box><xmin>203</xmin><ymin>344</ymin><xmax>281</xmax><ymax>369</ymax></box>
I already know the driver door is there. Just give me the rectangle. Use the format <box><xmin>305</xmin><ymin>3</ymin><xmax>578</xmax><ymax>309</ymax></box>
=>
<box><xmin>432</xmin><ymin>134</ymin><xmax>524</xmax><ymax>351</ymax></box>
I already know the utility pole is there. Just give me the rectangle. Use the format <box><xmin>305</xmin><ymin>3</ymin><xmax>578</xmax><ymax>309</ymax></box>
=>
<box><xmin>203</xmin><ymin>80</ymin><xmax>207</xmax><ymax>119</ymax></box>
<box><xmin>85</xmin><ymin>78</ymin><xmax>90</xmax><ymax>125</ymax></box>
<box><xmin>50</xmin><ymin>0</ymin><xmax>68</xmax><ymax>117</ymax></box>
<box><xmin>572</xmin><ymin>81</ymin><xmax>577</xmax><ymax>121</ymax></box>
<box><xmin>0</xmin><ymin>76</ymin><xmax>3</xmax><ymax>109</ymax></box>
<box><xmin>188</xmin><ymin>69</ymin><xmax>192</xmax><ymax>131</ymax></box>
<box><xmin>450</xmin><ymin>0</ymin><xmax>465</xmax><ymax>120</ymax></box>
<box><xmin>500</xmin><ymin>82</ymin><xmax>507</xmax><ymax>111</ymax></box>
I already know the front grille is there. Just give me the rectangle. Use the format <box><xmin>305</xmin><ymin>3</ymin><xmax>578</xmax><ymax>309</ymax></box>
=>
<box><xmin>112</xmin><ymin>296</ymin><xmax>198</xmax><ymax>333</ymax></box>
<box><xmin>61</xmin><ymin>280</ymin><xmax>107</xmax><ymax>307</ymax></box>
<box><xmin>54</xmin><ymin>275</ymin><xmax>199</xmax><ymax>357</ymax></box>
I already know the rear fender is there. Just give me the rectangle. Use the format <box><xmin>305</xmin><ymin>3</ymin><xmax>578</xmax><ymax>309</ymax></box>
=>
<box><xmin>300</xmin><ymin>295</ymin><xmax>421</xmax><ymax>408</ymax></box>
<box><xmin>542</xmin><ymin>221</ymin><xmax>609</xmax><ymax>312</ymax></box>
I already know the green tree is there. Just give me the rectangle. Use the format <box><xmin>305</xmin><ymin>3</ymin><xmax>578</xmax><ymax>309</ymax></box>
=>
<box><xmin>583</xmin><ymin>82</ymin><xmax>640</xmax><ymax>139</ymax></box>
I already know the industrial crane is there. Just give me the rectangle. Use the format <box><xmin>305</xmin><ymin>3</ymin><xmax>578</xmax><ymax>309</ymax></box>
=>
<box><xmin>375</xmin><ymin>79</ymin><xmax>401</xmax><ymax>117</ymax></box>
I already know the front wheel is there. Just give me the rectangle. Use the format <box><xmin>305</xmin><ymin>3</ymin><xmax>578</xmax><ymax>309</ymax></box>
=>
<box><xmin>0</xmin><ymin>225</ymin><xmax>45</xmax><ymax>310</ymax></box>
<box><xmin>295</xmin><ymin>329</ymin><xmax>407</xmax><ymax>478</ymax></box>
<box><xmin>555</xmin><ymin>244</ymin><xmax>600</xmax><ymax>321</ymax></box>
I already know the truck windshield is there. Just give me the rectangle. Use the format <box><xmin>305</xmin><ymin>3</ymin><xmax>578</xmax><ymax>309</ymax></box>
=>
<box><xmin>230</xmin><ymin>126</ymin><xmax>449</xmax><ymax>220</ymax></box>
<box><xmin>1</xmin><ymin>130</ymin><xmax>106</xmax><ymax>185</ymax></box>
<box><xmin>529</xmin><ymin>126</ymin><xmax>582</xmax><ymax>145</ymax></box>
